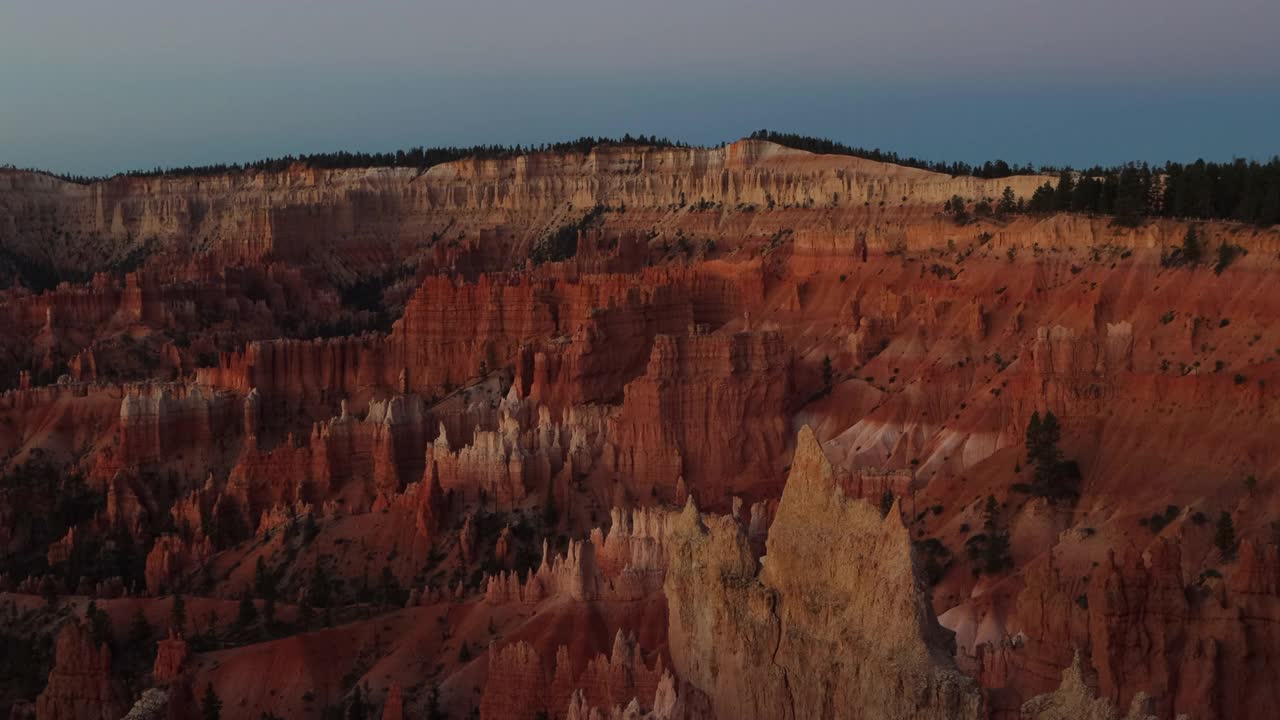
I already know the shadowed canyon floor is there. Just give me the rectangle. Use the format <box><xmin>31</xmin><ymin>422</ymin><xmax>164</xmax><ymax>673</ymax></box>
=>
<box><xmin>2</xmin><ymin>140</ymin><xmax>1279</xmax><ymax>720</ymax></box>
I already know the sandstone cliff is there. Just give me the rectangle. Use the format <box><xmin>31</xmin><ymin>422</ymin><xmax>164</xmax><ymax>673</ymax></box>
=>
<box><xmin>0</xmin><ymin>142</ymin><xmax>1050</xmax><ymax>280</ymax></box>
<box><xmin>664</xmin><ymin>426</ymin><xmax>984</xmax><ymax>720</ymax></box>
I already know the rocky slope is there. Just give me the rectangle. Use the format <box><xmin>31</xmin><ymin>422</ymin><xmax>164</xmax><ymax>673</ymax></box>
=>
<box><xmin>2</xmin><ymin>139</ymin><xmax>1280</xmax><ymax>720</ymax></box>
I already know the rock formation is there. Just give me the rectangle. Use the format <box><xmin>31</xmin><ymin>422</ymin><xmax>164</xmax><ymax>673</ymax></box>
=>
<box><xmin>479</xmin><ymin>632</ymin><xmax>673</xmax><ymax>720</ymax></box>
<box><xmin>609</xmin><ymin>329</ymin><xmax>791</xmax><ymax>508</ymax></box>
<box><xmin>34</xmin><ymin>622</ymin><xmax>130</xmax><ymax>720</ymax></box>
<box><xmin>1020</xmin><ymin>652</ymin><xmax>1163</xmax><ymax>720</ymax></box>
<box><xmin>664</xmin><ymin>426</ymin><xmax>983</xmax><ymax>720</ymax></box>
<box><xmin>153</xmin><ymin>629</ymin><xmax>190</xmax><ymax>685</ymax></box>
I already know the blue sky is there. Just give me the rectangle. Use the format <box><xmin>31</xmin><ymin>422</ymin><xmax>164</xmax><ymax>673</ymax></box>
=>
<box><xmin>3</xmin><ymin>1</ymin><xmax>1278</xmax><ymax>176</ymax></box>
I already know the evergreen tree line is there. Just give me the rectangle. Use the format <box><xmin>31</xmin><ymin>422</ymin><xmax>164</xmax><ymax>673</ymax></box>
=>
<box><xmin>21</xmin><ymin>134</ymin><xmax>688</xmax><ymax>184</ymax></box>
<box><xmin>754</xmin><ymin>130</ymin><xmax>1280</xmax><ymax>227</ymax></box>
<box><xmin>1023</xmin><ymin>160</ymin><xmax>1280</xmax><ymax>227</ymax></box>
<box><xmin>17</xmin><ymin>130</ymin><xmax>1279</xmax><ymax>226</ymax></box>
<box><xmin>748</xmin><ymin>129</ymin><xmax>1035</xmax><ymax>178</ymax></box>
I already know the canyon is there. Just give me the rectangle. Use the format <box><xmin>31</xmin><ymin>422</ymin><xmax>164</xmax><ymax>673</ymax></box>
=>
<box><xmin>2</xmin><ymin>139</ymin><xmax>1279</xmax><ymax>720</ymax></box>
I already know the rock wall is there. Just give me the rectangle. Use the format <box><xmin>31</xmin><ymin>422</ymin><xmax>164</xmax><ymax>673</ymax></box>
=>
<box><xmin>664</xmin><ymin>426</ymin><xmax>984</xmax><ymax>720</ymax></box>
<box><xmin>609</xmin><ymin>328</ymin><xmax>792</xmax><ymax>509</ymax></box>
<box><xmin>991</xmin><ymin>537</ymin><xmax>1280</xmax><ymax>720</ymax></box>
<box><xmin>0</xmin><ymin>142</ymin><xmax>1052</xmax><ymax>279</ymax></box>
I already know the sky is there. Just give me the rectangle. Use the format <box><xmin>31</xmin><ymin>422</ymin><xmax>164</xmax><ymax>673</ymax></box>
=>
<box><xmin>2</xmin><ymin>0</ymin><xmax>1278</xmax><ymax>177</ymax></box>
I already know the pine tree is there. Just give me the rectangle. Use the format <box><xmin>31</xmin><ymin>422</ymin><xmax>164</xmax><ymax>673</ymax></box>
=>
<box><xmin>996</xmin><ymin>186</ymin><xmax>1019</xmax><ymax>216</ymax></box>
<box><xmin>1036</xmin><ymin>412</ymin><xmax>1062</xmax><ymax>467</ymax></box>
<box><xmin>1213</xmin><ymin>241</ymin><xmax>1242</xmax><ymax>274</ymax></box>
<box><xmin>301</xmin><ymin>513</ymin><xmax>318</xmax><ymax>543</ymax></box>
<box><xmin>1181</xmin><ymin>226</ymin><xmax>1203</xmax><ymax>265</ymax></box>
<box><xmin>358</xmin><ymin>569</ymin><xmax>372</xmax><ymax>604</ymax></box>
<box><xmin>1028</xmin><ymin>182</ymin><xmax>1056</xmax><ymax>213</ymax></box>
<box><xmin>543</xmin><ymin>487</ymin><xmax>559</xmax><ymax>527</ymax></box>
<box><xmin>379</xmin><ymin>566</ymin><xmax>400</xmax><ymax>608</ymax></box>
<box><xmin>253</xmin><ymin>557</ymin><xmax>275</xmax><ymax>602</ymax></box>
<box><xmin>307</xmin><ymin>566</ymin><xmax>332</xmax><ymax>611</ymax></box>
<box><xmin>1052</xmin><ymin>172</ymin><xmax>1076</xmax><ymax>211</ymax></box>
<box><xmin>170</xmin><ymin>594</ymin><xmax>186</xmax><ymax>632</ymax></box>
<box><xmin>1024</xmin><ymin>411</ymin><xmax>1043</xmax><ymax>462</ymax></box>
<box><xmin>1024</xmin><ymin>411</ymin><xmax>1075</xmax><ymax>498</ymax></box>
<box><xmin>1215</xmin><ymin>511</ymin><xmax>1238</xmax><ymax>560</ymax></box>
<box><xmin>40</xmin><ymin>576</ymin><xmax>59</xmax><ymax>606</ymax></box>
<box><xmin>977</xmin><ymin>496</ymin><xmax>1012</xmax><ymax>573</ymax></box>
<box><xmin>982</xmin><ymin>496</ymin><xmax>1001</xmax><ymax>535</ymax></box>
<box><xmin>128</xmin><ymin>609</ymin><xmax>152</xmax><ymax>649</ymax></box>
<box><xmin>237</xmin><ymin>593</ymin><xmax>258</xmax><ymax>628</ymax></box>
<box><xmin>1112</xmin><ymin>164</ymin><xmax>1150</xmax><ymax>227</ymax></box>
<box><xmin>1024</xmin><ymin>410</ymin><xmax>1064</xmax><ymax>467</ymax></box>
<box><xmin>426</xmin><ymin>685</ymin><xmax>445</xmax><ymax>720</ymax></box>
<box><xmin>85</xmin><ymin>601</ymin><xmax>111</xmax><ymax>646</ymax></box>
<box><xmin>345</xmin><ymin>685</ymin><xmax>368</xmax><ymax>720</ymax></box>
<box><xmin>879</xmin><ymin>490</ymin><xmax>895</xmax><ymax>518</ymax></box>
<box><xmin>201</xmin><ymin>684</ymin><xmax>222</xmax><ymax>720</ymax></box>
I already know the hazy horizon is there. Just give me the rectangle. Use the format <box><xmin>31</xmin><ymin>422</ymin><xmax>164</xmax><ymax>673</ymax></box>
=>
<box><xmin>4</xmin><ymin>1</ymin><xmax>1279</xmax><ymax>176</ymax></box>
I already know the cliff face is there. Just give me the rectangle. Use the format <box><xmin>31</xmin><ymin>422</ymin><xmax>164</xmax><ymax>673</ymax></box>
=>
<box><xmin>988</xmin><ymin>536</ymin><xmax>1280</xmax><ymax>720</ymax></box>
<box><xmin>0</xmin><ymin>142</ymin><xmax>1048</xmax><ymax>279</ymax></box>
<box><xmin>609</xmin><ymin>329</ymin><xmax>792</xmax><ymax>509</ymax></box>
<box><xmin>664</xmin><ymin>427</ymin><xmax>983</xmax><ymax>720</ymax></box>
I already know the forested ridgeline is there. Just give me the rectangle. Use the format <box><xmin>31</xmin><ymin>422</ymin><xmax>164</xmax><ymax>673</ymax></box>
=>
<box><xmin>15</xmin><ymin>134</ymin><xmax>689</xmax><ymax>184</ymax></box>
<box><xmin>11</xmin><ymin>130</ymin><xmax>1278</xmax><ymax>226</ymax></box>
<box><xmin>752</xmin><ymin>130</ymin><xmax>1280</xmax><ymax>227</ymax></box>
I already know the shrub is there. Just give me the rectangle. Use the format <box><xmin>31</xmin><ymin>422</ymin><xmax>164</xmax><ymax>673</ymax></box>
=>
<box><xmin>530</xmin><ymin>204</ymin><xmax>605</xmax><ymax>265</ymax></box>
<box><xmin>879</xmin><ymin>490</ymin><xmax>895</xmax><ymax>518</ymax></box>
<box><xmin>1214</xmin><ymin>242</ymin><xmax>1245</xmax><ymax>274</ymax></box>
<box><xmin>964</xmin><ymin>496</ymin><xmax>1012</xmax><ymax>575</ymax></box>
<box><xmin>1146</xmin><ymin>505</ymin><xmax>1180</xmax><ymax>533</ymax></box>
<box><xmin>1162</xmin><ymin>226</ymin><xmax>1203</xmax><ymax>267</ymax></box>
